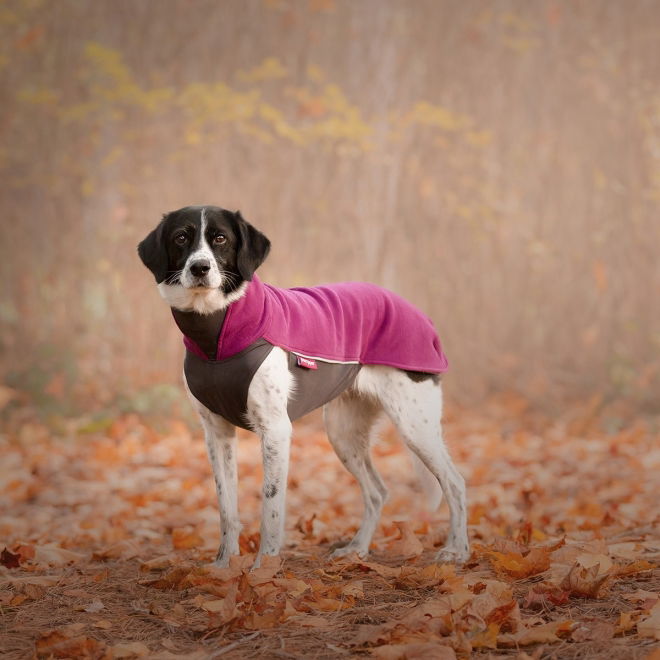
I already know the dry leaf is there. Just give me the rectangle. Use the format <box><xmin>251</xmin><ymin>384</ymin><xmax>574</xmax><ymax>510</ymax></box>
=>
<box><xmin>492</xmin><ymin>547</ymin><xmax>551</xmax><ymax>579</ymax></box>
<box><xmin>92</xmin><ymin>620</ymin><xmax>113</xmax><ymax>629</ymax></box>
<box><xmin>93</xmin><ymin>540</ymin><xmax>140</xmax><ymax>561</ymax></box>
<box><xmin>638</xmin><ymin>602</ymin><xmax>660</xmax><ymax>640</ymax></box>
<box><xmin>560</xmin><ymin>562</ymin><xmax>612</xmax><ymax>598</ymax></box>
<box><xmin>571</xmin><ymin>619</ymin><xmax>616</xmax><ymax>642</ymax></box>
<box><xmin>139</xmin><ymin>565</ymin><xmax>193</xmax><ymax>590</ymax></box>
<box><xmin>524</xmin><ymin>582</ymin><xmax>570</xmax><ymax>609</ymax></box>
<box><xmin>498</xmin><ymin>620</ymin><xmax>573</xmax><ymax>646</ymax></box>
<box><xmin>613</xmin><ymin>559</ymin><xmax>654</xmax><ymax>577</ymax></box>
<box><xmin>35</xmin><ymin>627</ymin><xmax>106</xmax><ymax>659</ymax></box>
<box><xmin>386</xmin><ymin>521</ymin><xmax>424</xmax><ymax>558</ymax></box>
<box><xmin>357</xmin><ymin>561</ymin><xmax>402</xmax><ymax>579</ymax></box>
<box><xmin>470</xmin><ymin>622</ymin><xmax>499</xmax><ymax>649</ymax></box>
<box><xmin>621</xmin><ymin>589</ymin><xmax>659</xmax><ymax>607</ymax></box>
<box><xmin>172</xmin><ymin>527</ymin><xmax>203</xmax><ymax>550</ymax></box>
<box><xmin>371</xmin><ymin>642</ymin><xmax>456</xmax><ymax>659</ymax></box>
<box><xmin>33</xmin><ymin>544</ymin><xmax>85</xmax><ymax>566</ymax></box>
<box><xmin>140</xmin><ymin>553</ymin><xmax>177</xmax><ymax>571</ymax></box>
<box><xmin>111</xmin><ymin>641</ymin><xmax>151</xmax><ymax>657</ymax></box>
<box><xmin>1</xmin><ymin>547</ymin><xmax>21</xmax><ymax>568</ymax></box>
<box><xmin>3</xmin><ymin>575</ymin><xmax>62</xmax><ymax>588</ymax></box>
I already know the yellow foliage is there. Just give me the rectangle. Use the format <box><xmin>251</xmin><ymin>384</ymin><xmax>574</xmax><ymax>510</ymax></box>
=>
<box><xmin>406</xmin><ymin>101</ymin><xmax>469</xmax><ymax>132</ymax></box>
<box><xmin>17</xmin><ymin>87</ymin><xmax>59</xmax><ymax>106</ymax></box>
<box><xmin>238</xmin><ymin>57</ymin><xmax>287</xmax><ymax>83</ymax></box>
<box><xmin>178</xmin><ymin>82</ymin><xmax>260</xmax><ymax>125</ymax></box>
<box><xmin>82</xmin><ymin>42</ymin><xmax>173</xmax><ymax>114</ymax></box>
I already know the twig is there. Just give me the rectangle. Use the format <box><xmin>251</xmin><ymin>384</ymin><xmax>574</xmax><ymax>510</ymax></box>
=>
<box><xmin>210</xmin><ymin>631</ymin><xmax>260</xmax><ymax>658</ymax></box>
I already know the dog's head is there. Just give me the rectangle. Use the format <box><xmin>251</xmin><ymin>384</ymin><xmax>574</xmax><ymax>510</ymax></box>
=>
<box><xmin>138</xmin><ymin>206</ymin><xmax>270</xmax><ymax>314</ymax></box>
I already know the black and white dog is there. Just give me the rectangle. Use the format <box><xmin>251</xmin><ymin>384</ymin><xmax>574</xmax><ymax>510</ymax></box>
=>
<box><xmin>138</xmin><ymin>206</ymin><xmax>469</xmax><ymax>567</ymax></box>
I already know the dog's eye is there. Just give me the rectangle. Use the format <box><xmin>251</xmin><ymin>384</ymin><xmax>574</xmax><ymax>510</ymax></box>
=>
<box><xmin>173</xmin><ymin>233</ymin><xmax>188</xmax><ymax>246</ymax></box>
<box><xmin>213</xmin><ymin>234</ymin><xmax>227</xmax><ymax>246</ymax></box>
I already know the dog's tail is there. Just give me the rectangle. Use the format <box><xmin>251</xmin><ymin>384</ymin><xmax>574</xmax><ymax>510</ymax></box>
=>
<box><xmin>408</xmin><ymin>449</ymin><xmax>443</xmax><ymax>511</ymax></box>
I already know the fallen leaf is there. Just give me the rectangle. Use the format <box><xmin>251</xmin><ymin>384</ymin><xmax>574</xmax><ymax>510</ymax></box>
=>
<box><xmin>1</xmin><ymin>547</ymin><xmax>21</xmax><ymax>568</ymax></box>
<box><xmin>571</xmin><ymin>619</ymin><xmax>616</xmax><ymax>642</ymax></box>
<box><xmin>33</xmin><ymin>544</ymin><xmax>85</xmax><ymax>566</ymax></box>
<box><xmin>524</xmin><ymin>582</ymin><xmax>570</xmax><ymax>609</ymax></box>
<box><xmin>357</xmin><ymin>561</ymin><xmax>402</xmax><ymax>579</ymax></box>
<box><xmin>200</xmin><ymin>583</ymin><xmax>239</xmax><ymax>623</ymax></box>
<box><xmin>92</xmin><ymin>620</ymin><xmax>113</xmax><ymax>629</ymax></box>
<box><xmin>247</xmin><ymin>554</ymin><xmax>282</xmax><ymax>583</ymax></box>
<box><xmin>172</xmin><ymin>527</ymin><xmax>203</xmax><ymax>550</ymax></box>
<box><xmin>3</xmin><ymin>575</ymin><xmax>62</xmax><ymax>588</ymax></box>
<box><xmin>111</xmin><ymin>641</ymin><xmax>151</xmax><ymax>657</ymax></box>
<box><xmin>616</xmin><ymin>610</ymin><xmax>641</xmax><ymax>634</ymax></box>
<box><xmin>340</xmin><ymin>579</ymin><xmax>364</xmax><ymax>598</ymax></box>
<box><xmin>139</xmin><ymin>565</ymin><xmax>193</xmax><ymax>590</ymax></box>
<box><xmin>498</xmin><ymin>620</ymin><xmax>573</xmax><ymax>646</ymax></box>
<box><xmin>93</xmin><ymin>540</ymin><xmax>140</xmax><ymax>561</ymax></box>
<box><xmin>481</xmin><ymin>546</ymin><xmax>551</xmax><ymax>579</ymax></box>
<box><xmin>35</xmin><ymin>627</ymin><xmax>106</xmax><ymax>659</ymax></box>
<box><xmin>621</xmin><ymin>589</ymin><xmax>659</xmax><ymax>607</ymax></box>
<box><xmin>140</xmin><ymin>553</ymin><xmax>177</xmax><ymax>571</ymax></box>
<box><xmin>371</xmin><ymin>642</ymin><xmax>456</xmax><ymax>659</ymax></box>
<box><xmin>560</xmin><ymin>562</ymin><xmax>612</xmax><ymax>598</ymax></box>
<box><xmin>273</xmin><ymin>577</ymin><xmax>311</xmax><ymax>597</ymax></box>
<box><xmin>470</xmin><ymin>622</ymin><xmax>500</xmax><ymax>649</ymax></box>
<box><xmin>386</xmin><ymin>520</ymin><xmax>424</xmax><ymax>558</ymax></box>
<box><xmin>613</xmin><ymin>559</ymin><xmax>654</xmax><ymax>577</ymax></box>
<box><xmin>638</xmin><ymin>602</ymin><xmax>660</xmax><ymax>640</ymax></box>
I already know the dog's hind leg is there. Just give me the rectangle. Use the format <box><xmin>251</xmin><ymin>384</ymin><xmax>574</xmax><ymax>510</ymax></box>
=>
<box><xmin>185</xmin><ymin>381</ymin><xmax>241</xmax><ymax>567</ymax></box>
<box><xmin>358</xmin><ymin>366</ymin><xmax>470</xmax><ymax>564</ymax></box>
<box><xmin>324</xmin><ymin>391</ymin><xmax>387</xmax><ymax>559</ymax></box>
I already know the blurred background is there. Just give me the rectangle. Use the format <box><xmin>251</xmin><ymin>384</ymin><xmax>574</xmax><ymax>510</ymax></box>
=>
<box><xmin>2</xmin><ymin>0</ymin><xmax>659</xmax><ymax>418</ymax></box>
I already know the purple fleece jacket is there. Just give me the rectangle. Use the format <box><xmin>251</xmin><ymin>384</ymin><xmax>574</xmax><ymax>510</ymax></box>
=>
<box><xmin>183</xmin><ymin>275</ymin><xmax>448</xmax><ymax>373</ymax></box>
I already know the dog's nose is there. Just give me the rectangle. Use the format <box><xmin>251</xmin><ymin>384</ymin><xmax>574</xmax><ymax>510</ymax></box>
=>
<box><xmin>190</xmin><ymin>260</ymin><xmax>211</xmax><ymax>277</ymax></box>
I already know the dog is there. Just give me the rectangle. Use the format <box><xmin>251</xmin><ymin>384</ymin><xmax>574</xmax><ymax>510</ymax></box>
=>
<box><xmin>138</xmin><ymin>205</ymin><xmax>469</xmax><ymax>568</ymax></box>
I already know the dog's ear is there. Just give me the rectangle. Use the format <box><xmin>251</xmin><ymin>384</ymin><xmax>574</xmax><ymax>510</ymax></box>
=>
<box><xmin>137</xmin><ymin>215</ymin><xmax>169</xmax><ymax>283</ymax></box>
<box><xmin>234</xmin><ymin>211</ymin><xmax>271</xmax><ymax>281</ymax></box>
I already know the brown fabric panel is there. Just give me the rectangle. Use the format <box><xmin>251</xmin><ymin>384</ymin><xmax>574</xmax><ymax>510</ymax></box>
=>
<box><xmin>172</xmin><ymin>307</ymin><xmax>226</xmax><ymax>359</ymax></box>
<box><xmin>184</xmin><ymin>340</ymin><xmax>361</xmax><ymax>430</ymax></box>
<box><xmin>184</xmin><ymin>340</ymin><xmax>274</xmax><ymax>430</ymax></box>
<box><xmin>287</xmin><ymin>355</ymin><xmax>361</xmax><ymax>421</ymax></box>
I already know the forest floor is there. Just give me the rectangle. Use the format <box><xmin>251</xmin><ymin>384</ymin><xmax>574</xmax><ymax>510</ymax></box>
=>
<box><xmin>1</xmin><ymin>394</ymin><xmax>659</xmax><ymax>659</ymax></box>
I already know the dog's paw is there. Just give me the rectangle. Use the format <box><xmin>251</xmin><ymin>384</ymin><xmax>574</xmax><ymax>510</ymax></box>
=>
<box><xmin>435</xmin><ymin>544</ymin><xmax>470</xmax><ymax>565</ymax></box>
<box><xmin>329</xmin><ymin>543</ymin><xmax>369</xmax><ymax>560</ymax></box>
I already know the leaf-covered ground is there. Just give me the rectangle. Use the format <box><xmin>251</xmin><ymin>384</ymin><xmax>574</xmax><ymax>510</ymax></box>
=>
<box><xmin>1</xmin><ymin>396</ymin><xmax>659</xmax><ymax>659</ymax></box>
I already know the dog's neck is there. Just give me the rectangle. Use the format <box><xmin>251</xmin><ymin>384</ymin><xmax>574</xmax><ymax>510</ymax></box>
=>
<box><xmin>169</xmin><ymin>281</ymin><xmax>251</xmax><ymax>360</ymax></box>
<box><xmin>171</xmin><ymin>306</ymin><xmax>227</xmax><ymax>360</ymax></box>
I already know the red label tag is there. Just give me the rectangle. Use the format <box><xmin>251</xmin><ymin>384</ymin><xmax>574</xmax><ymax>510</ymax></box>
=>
<box><xmin>296</xmin><ymin>355</ymin><xmax>318</xmax><ymax>370</ymax></box>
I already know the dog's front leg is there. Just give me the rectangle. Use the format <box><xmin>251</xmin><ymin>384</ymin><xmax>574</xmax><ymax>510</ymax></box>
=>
<box><xmin>246</xmin><ymin>348</ymin><xmax>293</xmax><ymax>568</ymax></box>
<box><xmin>185</xmin><ymin>381</ymin><xmax>241</xmax><ymax>566</ymax></box>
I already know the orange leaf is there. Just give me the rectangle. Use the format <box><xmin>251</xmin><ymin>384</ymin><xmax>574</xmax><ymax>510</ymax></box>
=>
<box><xmin>638</xmin><ymin>603</ymin><xmax>660</xmax><ymax>640</ymax></box>
<box><xmin>386</xmin><ymin>520</ymin><xmax>424</xmax><ymax>558</ymax></box>
<box><xmin>35</xmin><ymin>626</ymin><xmax>107</xmax><ymax>659</ymax></box>
<box><xmin>560</xmin><ymin>562</ymin><xmax>612</xmax><ymax>598</ymax></box>
<box><xmin>498</xmin><ymin>620</ymin><xmax>573</xmax><ymax>647</ymax></box>
<box><xmin>470</xmin><ymin>622</ymin><xmax>499</xmax><ymax>649</ymax></box>
<box><xmin>483</xmin><ymin>547</ymin><xmax>551</xmax><ymax>579</ymax></box>
<box><xmin>172</xmin><ymin>527</ymin><xmax>203</xmax><ymax>550</ymax></box>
